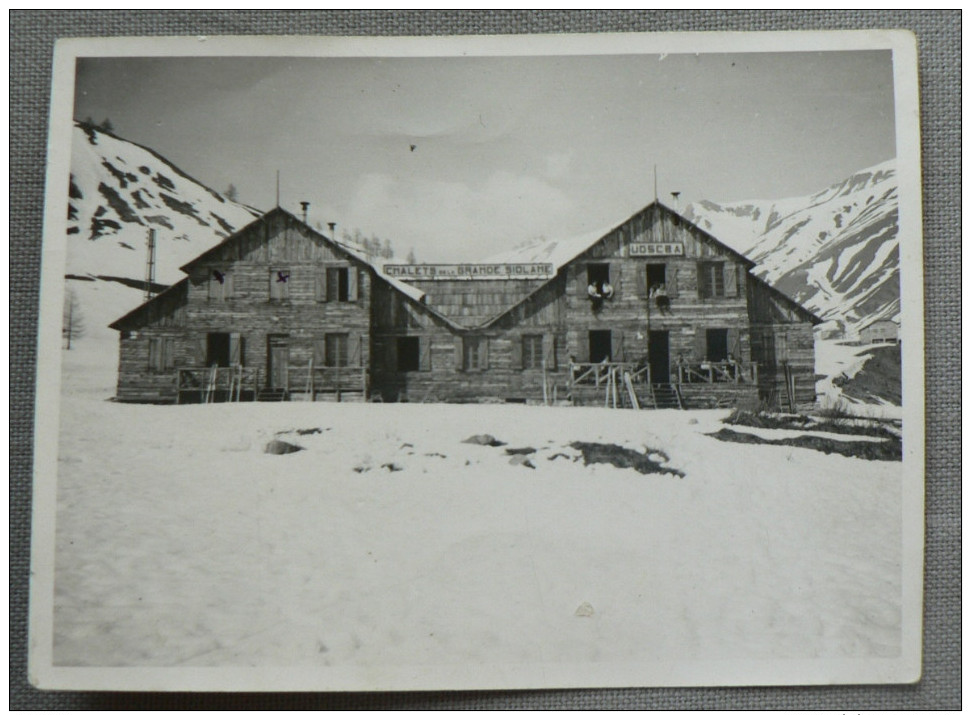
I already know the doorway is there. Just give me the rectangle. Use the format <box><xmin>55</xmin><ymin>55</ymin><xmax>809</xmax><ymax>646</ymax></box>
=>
<box><xmin>588</xmin><ymin>330</ymin><xmax>612</xmax><ymax>363</ymax></box>
<box><xmin>648</xmin><ymin>331</ymin><xmax>670</xmax><ymax>383</ymax></box>
<box><xmin>706</xmin><ymin>328</ymin><xmax>729</xmax><ymax>363</ymax></box>
<box><xmin>206</xmin><ymin>332</ymin><xmax>231</xmax><ymax>367</ymax></box>
<box><xmin>267</xmin><ymin>334</ymin><xmax>289</xmax><ymax>388</ymax></box>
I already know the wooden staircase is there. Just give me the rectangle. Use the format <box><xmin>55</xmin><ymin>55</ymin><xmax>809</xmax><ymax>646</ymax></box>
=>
<box><xmin>649</xmin><ymin>383</ymin><xmax>683</xmax><ymax>409</ymax></box>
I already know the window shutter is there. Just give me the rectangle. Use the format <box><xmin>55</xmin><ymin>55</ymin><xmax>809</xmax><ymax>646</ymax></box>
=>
<box><xmin>576</xmin><ymin>266</ymin><xmax>587</xmax><ymax>299</ymax></box>
<box><xmin>196</xmin><ymin>336</ymin><xmax>208</xmax><ymax>366</ymax></box>
<box><xmin>480</xmin><ymin>338</ymin><xmax>489</xmax><ymax>370</ymax></box>
<box><xmin>345</xmin><ymin>332</ymin><xmax>359</xmax><ymax>367</ymax></box>
<box><xmin>455</xmin><ymin>336</ymin><xmax>464</xmax><ymax>371</ymax></box>
<box><xmin>229</xmin><ymin>333</ymin><xmax>242</xmax><ymax>366</ymax></box>
<box><xmin>668</xmin><ymin>265</ymin><xmax>679</xmax><ymax>297</ymax></box>
<box><xmin>724</xmin><ymin>263</ymin><xmax>738</xmax><ymax>297</ymax></box>
<box><xmin>694</xmin><ymin>330</ymin><xmax>708</xmax><ymax>362</ymax></box>
<box><xmin>224</xmin><ymin>272</ymin><xmax>234</xmax><ymax>299</ymax></box>
<box><xmin>727</xmin><ymin>327</ymin><xmax>740</xmax><ymax>361</ymax></box>
<box><xmin>611</xmin><ymin>331</ymin><xmax>625</xmax><ymax>362</ymax></box>
<box><xmin>636</xmin><ymin>264</ymin><xmax>647</xmax><ymax>298</ymax></box>
<box><xmin>315</xmin><ymin>272</ymin><xmax>327</xmax><ymax>302</ymax></box>
<box><xmin>348</xmin><ymin>267</ymin><xmax>359</xmax><ymax>302</ymax></box>
<box><xmin>313</xmin><ymin>339</ymin><xmax>326</xmax><ymax>366</ymax></box>
<box><xmin>511</xmin><ymin>334</ymin><xmax>523</xmax><ymax>370</ymax></box>
<box><xmin>148</xmin><ymin>338</ymin><xmax>160</xmax><ymax>371</ymax></box>
<box><xmin>163</xmin><ymin>338</ymin><xmax>176</xmax><ymax>369</ymax></box>
<box><xmin>576</xmin><ymin>331</ymin><xmax>590</xmax><ymax>363</ymax></box>
<box><xmin>419</xmin><ymin>336</ymin><xmax>431</xmax><ymax>371</ymax></box>
<box><xmin>545</xmin><ymin>333</ymin><xmax>557</xmax><ymax>371</ymax></box>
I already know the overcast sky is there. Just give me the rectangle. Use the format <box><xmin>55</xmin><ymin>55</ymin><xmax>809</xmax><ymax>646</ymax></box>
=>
<box><xmin>74</xmin><ymin>50</ymin><xmax>896</xmax><ymax>262</ymax></box>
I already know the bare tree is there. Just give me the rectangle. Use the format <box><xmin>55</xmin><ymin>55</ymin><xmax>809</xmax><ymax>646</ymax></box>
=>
<box><xmin>63</xmin><ymin>288</ymin><xmax>85</xmax><ymax>349</ymax></box>
<box><xmin>224</xmin><ymin>183</ymin><xmax>238</xmax><ymax>201</ymax></box>
<box><xmin>407</xmin><ymin>247</ymin><xmax>417</xmax><ymax>264</ymax></box>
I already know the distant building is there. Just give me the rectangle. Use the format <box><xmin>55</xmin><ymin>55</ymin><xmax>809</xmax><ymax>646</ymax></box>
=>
<box><xmin>110</xmin><ymin>201</ymin><xmax>822</xmax><ymax>410</ymax></box>
<box><xmin>858</xmin><ymin>318</ymin><xmax>899</xmax><ymax>344</ymax></box>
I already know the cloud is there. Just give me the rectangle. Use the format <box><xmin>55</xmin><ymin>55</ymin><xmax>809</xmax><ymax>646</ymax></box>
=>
<box><xmin>345</xmin><ymin>171</ymin><xmax>573</xmax><ymax>262</ymax></box>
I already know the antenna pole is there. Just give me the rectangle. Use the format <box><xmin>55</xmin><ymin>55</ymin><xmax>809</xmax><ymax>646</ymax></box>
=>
<box><xmin>275</xmin><ymin>171</ymin><xmax>280</xmax><ymax>207</ymax></box>
<box><xmin>144</xmin><ymin>228</ymin><xmax>157</xmax><ymax>302</ymax></box>
<box><xmin>653</xmin><ymin>164</ymin><xmax>658</xmax><ymax>202</ymax></box>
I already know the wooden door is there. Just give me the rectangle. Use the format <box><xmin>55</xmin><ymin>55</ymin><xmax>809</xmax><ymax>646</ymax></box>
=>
<box><xmin>267</xmin><ymin>335</ymin><xmax>289</xmax><ymax>388</ymax></box>
<box><xmin>648</xmin><ymin>330</ymin><xmax>670</xmax><ymax>383</ymax></box>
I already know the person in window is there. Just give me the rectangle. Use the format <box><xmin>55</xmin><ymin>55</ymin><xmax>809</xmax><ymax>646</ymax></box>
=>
<box><xmin>587</xmin><ymin>283</ymin><xmax>602</xmax><ymax>300</ymax></box>
<box><xmin>601</xmin><ymin>282</ymin><xmax>614</xmax><ymax>300</ymax></box>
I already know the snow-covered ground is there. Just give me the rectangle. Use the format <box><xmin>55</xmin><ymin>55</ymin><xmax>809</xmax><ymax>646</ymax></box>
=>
<box><xmin>52</xmin><ymin>332</ymin><xmax>903</xmax><ymax>670</ymax></box>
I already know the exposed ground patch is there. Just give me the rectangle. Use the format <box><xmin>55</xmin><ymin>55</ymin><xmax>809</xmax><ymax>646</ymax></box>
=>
<box><xmin>569</xmin><ymin>441</ymin><xmax>684</xmax><ymax>477</ymax></box>
<box><xmin>707</xmin><ymin>428</ymin><xmax>901</xmax><ymax>462</ymax></box>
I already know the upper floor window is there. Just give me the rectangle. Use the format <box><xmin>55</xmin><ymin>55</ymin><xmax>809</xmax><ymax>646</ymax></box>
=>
<box><xmin>697</xmin><ymin>262</ymin><xmax>725</xmax><ymax>299</ymax></box>
<box><xmin>269</xmin><ymin>268</ymin><xmax>290</xmax><ymax>300</ymax></box>
<box><xmin>208</xmin><ymin>268</ymin><xmax>233</xmax><ymax>301</ymax></box>
<box><xmin>316</xmin><ymin>265</ymin><xmax>358</xmax><ymax>302</ymax></box>
<box><xmin>328</xmin><ymin>267</ymin><xmax>349</xmax><ymax>301</ymax></box>
<box><xmin>586</xmin><ymin>263</ymin><xmax>613</xmax><ymax>299</ymax></box>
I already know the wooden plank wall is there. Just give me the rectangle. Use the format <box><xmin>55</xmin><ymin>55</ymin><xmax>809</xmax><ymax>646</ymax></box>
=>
<box><xmin>562</xmin><ymin>204</ymin><xmax>752</xmax><ymax>376</ymax></box>
<box><xmin>115</xmin><ymin>213</ymin><xmax>372</xmax><ymax>401</ymax></box>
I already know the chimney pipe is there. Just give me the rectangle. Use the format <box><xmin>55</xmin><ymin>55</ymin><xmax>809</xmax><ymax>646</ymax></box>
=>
<box><xmin>670</xmin><ymin>191</ymin><xmax>681</xmax><ymax>212</ymax></box>
<box><xmin>328</xmin><ymin>222</ymin><xmax>337</xmax><ymax>239</ymax></box>
<box><xmin>300</xmin><ymin>201</ymin><xmax>310</xmax><ymax>224</ymax></box>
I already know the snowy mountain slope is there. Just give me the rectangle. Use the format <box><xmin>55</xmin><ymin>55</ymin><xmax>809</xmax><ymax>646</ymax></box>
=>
<box><xmin>684</xmin><ymin>160</ymin><xmax>898</xmax><ymax>327</ymax></box>
<box><xmin>67</xmin><ymin>122</ymin><xmax>261</xmax><ymax>285</ymax></box>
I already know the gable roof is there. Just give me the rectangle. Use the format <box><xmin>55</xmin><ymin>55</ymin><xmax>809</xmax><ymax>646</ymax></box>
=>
<box><xmin>749</xmin><ymin>275</ymin><xmax>824</xmax><ymax>326</ymax></box>
<box><xmin>179</xmin><ymin>206</ymin><xmax>429</xmax><ymax>304</ymax></box>
<box><xmin>108</xmin><ymin>277</ymin><xmax>189</xmax><ymax>331</ymax></box>
<box><xmin>111</xmin><ymin>207</ymin><xmax>464</xmax><ymax>332</ymax></box>
<box><xmin>485</xmin><ymin>200</ymin><xmax>758</xmax><ymax>273</ymax></box>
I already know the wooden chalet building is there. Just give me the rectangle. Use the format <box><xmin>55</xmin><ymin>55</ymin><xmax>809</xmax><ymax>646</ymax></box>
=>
<box><xmin>110</xmin><ymin>201</ymin><xmax>821</xmax><ymax>411</ymax></box>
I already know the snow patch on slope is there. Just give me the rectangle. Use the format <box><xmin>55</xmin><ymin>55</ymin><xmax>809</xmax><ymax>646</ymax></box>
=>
<box><xmin>68</xmin><ymin>122</ymin><xmax>261</xmax><ymax>285</ymax></box>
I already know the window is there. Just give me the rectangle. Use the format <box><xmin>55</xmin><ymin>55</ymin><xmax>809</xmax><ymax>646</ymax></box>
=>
<box><xmin>463</xmin><ymin>336</ymin><xmax>488</xmax><ymax>371</ymax></box>
<box><xmin>587</xmin><ymin>263</ymin><xmax>611</xmax><ymax>296</ymax></box>
<box><xmin>327</xmin><ymin>267</ymin><xmax>349</xmax><ymax>302</ymax></box>
<box><xmin>317</xmin><ymin>265</ymin><xmax>358</xmax><ymax>302</ymax></box>
<box><xmin>646</xmin><ymin>263</ymin><xmax>666</xmax><ymax>293</ymax></box>
<box><xmin>697</xmin><ymin>262</ymin><xmax>725</xmax><ymax>298</ymax></box>
<box><xmin>208</xmin><ymin>268</ymin><xmax>233</xmax><ymax>301</ymax></box>
<box><xmin>206</xmin><ymin>332</ymin><xmax>231</xmax><ymax>367</ymax></box>
<box><xmin>148</xmin><ymin>337</ymin><xmax>175</xmax><ymax>372</ymax></box>
<box><xmin>396</xmin><ymin>337</ymin><xmax>420</xmax><ymax>372</ymax></box>
<box><xmin>269</xmin><ymin>268</ymin><xmax>290</xmax><ymax>300</ymax></box>
<box><xmin>522</xmin><ymin>334</ymin><xmax>544</xmax><ymax>370</ymax></box>
<box><xmin>324</xmin><ymin>333</ymin><xmax>349</xmax><ymax>367</ymax></box>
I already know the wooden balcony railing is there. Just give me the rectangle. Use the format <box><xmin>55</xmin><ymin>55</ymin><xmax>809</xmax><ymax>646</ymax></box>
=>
<box><xmin>287</xmin><ymin>364</ymin><xmax>369</xmax><ymax>400</ymax></box>
<box><xmin>677</xmin><ymin>361</ymin><xmax>758</xmax><ymax>385</ymax></box>
<box><xmin>177</xmin><ymin>366</ymin><xmax>260</xmax><ymax>403</ymax></box>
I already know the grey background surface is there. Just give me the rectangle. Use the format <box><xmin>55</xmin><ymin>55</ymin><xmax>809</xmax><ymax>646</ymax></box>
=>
<box><xmin>10</xmin><ymin>10</ymin><xmax>959</xmax><ymax>710</ymax></box>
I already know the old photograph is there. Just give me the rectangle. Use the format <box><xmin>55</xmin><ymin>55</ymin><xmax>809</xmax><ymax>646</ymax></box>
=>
<box><xmin>29</xmin><ymin>31</ymin><xmax>924</xmax><ymax>691</ymax></box>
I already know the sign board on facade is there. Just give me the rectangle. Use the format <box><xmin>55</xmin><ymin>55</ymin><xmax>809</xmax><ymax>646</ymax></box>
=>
<box><xmin>383</xmin><ymin>263</ymin><xmax>555</xmax><ymax>281</ymax></box>
<box><xmin>628</xmin><ymin>242</ymin><xmax>685</xmax><ymax>257</ymax></box>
